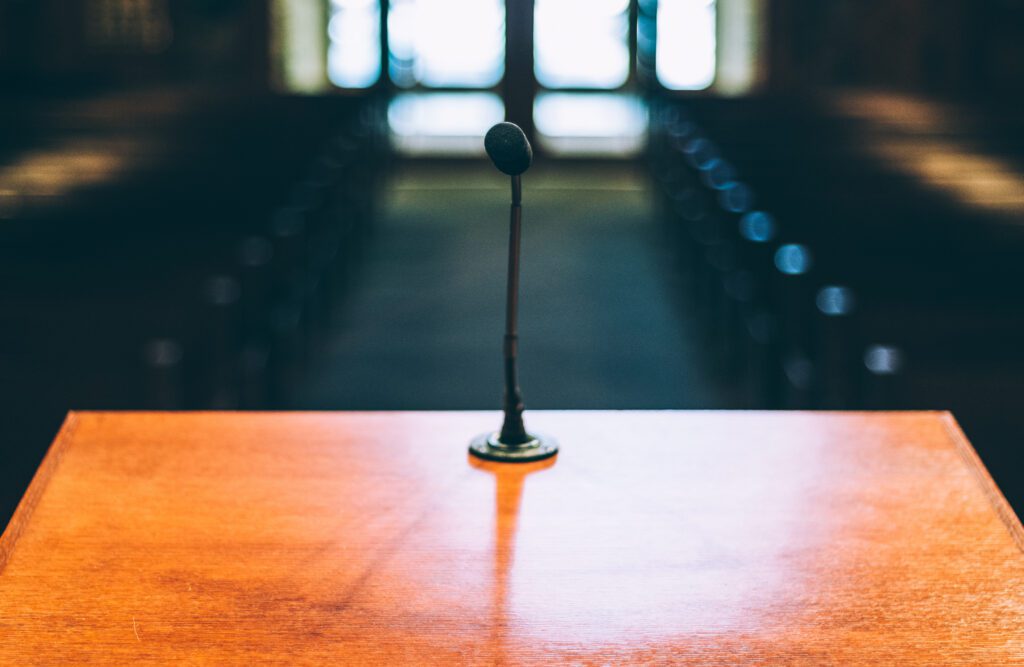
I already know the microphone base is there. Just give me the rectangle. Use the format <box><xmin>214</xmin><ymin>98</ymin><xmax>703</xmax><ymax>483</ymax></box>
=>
<box><xmin>468</xmin><ymin>432</ymin><xmax>558</xmax><ymax>463</ymax></box>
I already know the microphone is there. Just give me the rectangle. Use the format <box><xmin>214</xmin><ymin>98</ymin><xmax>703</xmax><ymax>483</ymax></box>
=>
<box><xmin>484</xmin><ymin>121</ymin><xmax>532</xmax><ymax>176</ymax></box>
<box><xmin>469</xmin><ymin>123</ymin><xmax>558</xmax><ymax>463</ymax></box>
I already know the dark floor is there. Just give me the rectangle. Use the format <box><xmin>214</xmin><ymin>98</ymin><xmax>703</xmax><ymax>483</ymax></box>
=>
<box><xmin>298</xmin><ymin>161</ymin><xmax>726</xmax><ymax>411</ymax></box>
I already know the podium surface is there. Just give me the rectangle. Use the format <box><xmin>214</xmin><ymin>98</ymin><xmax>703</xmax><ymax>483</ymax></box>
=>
<box><xmin>1</xmin><ymin>411</ymin><xmax>1023</xmax><ymax>664</ymax></box>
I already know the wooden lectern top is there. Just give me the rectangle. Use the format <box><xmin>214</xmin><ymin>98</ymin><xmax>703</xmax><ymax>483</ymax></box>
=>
<box><xmin>1</xmin><ymin>411</ymin><xmax>1023</xmax><ymax>664</ymax></box>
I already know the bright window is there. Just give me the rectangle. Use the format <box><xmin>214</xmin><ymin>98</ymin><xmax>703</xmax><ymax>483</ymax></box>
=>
<box><xmin>534</xmin><ymin>93</ymin><xmax>647</xmax><ymax>156</ymax></box>
<box><xmin>534</xmin><ymin>0</ymin><xmax>631</xmax><ymax>89</ymax></box>
<box><xmin>388</xmin><ymin>92</ymin><xmax>505</xmax><ymax>155</ymax></box>
<box><xmin>656</xmin><ymin>0</ymin><xmax>717</xmax><ymax>90</ymax></box>
<box><xmin>388</xmin><ymin>0</ymin><xmax>505</xmax><ymax>88</ymax></box>
<box><xmin>274</xmin><ymin>0</ymin><xmax>762</xmax><ymax>96</ymax></box>
<box><xmin>327</xmin><ymin>0</ymin><xmax>381</xmax><ymax>88</ymax></box>
<box><xmin>271</xmin><ymin>0</ymin><xmax>329</xmax><ymax>93</ymax></box>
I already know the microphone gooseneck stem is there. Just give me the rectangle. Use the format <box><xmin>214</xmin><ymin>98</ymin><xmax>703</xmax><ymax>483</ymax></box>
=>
<box><xmin>500</xmin><ymin>174</ymin><xmax>530</xmax><ymax>445</ymax></box>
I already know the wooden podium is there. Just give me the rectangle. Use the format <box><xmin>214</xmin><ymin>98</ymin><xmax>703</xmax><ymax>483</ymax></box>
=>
<box><xmin>1</xmin><ymin>411</ymin><xmax>1022</xmax><ymax>664</ymax></box>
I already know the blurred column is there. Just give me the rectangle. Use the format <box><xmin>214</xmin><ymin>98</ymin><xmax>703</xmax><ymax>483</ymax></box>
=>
<box><xmin>505</xmin><ymin>0</ymin><xmax>536</xmax><ymax>140</ymax></box>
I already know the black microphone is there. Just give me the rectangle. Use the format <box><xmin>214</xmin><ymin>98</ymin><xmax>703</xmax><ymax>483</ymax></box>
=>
<box><xmin>469</xmin><ymin>123</ymin><xmax>558</xmax><ymax>463</ymax></box>
<box><xmin>484</xmin><ymin>121</ymin><xmax>532</xmax><ymax>176</ymax></box>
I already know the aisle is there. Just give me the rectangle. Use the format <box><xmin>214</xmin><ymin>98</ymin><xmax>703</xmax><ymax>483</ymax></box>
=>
<box><xmin>299</xmin><ymin>162</ymin><xmax>725</xmax><ymax>410</ymax></box>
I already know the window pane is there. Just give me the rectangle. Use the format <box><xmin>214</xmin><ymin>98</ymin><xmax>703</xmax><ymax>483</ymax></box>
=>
<box><xmin>534</xmin><ymin>93</ymin><xmax>647</xmax><ymax>156</ymax></box>
<box><xmin>328</xmin><ymin>0</ymin><xmax>381</xmax><ymax>89</ymax></box>
<box><xmin>388</xmin><ymin>92</ymin><xmax>505</xmax><ymax>155</ymax></box>
<box><xmin>535</xmin><ymin>0</ymin><xmax>630</xmax><ymax>89</ymax></box>
<box><xmin>389</xmin><ymin>0</ymin><xmax>505</xmax><ymax>88</ymax></box>
<box><xmin>716</xmin><ymin>0</ymin><xmax>761</xmax><ymax>95</ymax></box>
<box><xmin>657</xmin><ymin>0</ymin><xmax>716</xmax><ymax>90</ymax></box>
<box><xmin>271</xmin><ymin>0</ymin><xmax>329</xmax><ymax>93</ymax></box>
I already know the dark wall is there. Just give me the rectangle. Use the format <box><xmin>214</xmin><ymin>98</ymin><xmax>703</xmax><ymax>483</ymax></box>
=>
<box><xmin>770</xmin><ymin>0</ymin><xmax>1024</xmax><ymax>99</ymax></box>
<box><xmin>0</xmin><ymin>0</ymin><xmax>270</xmax><ymax>90</ymax></box>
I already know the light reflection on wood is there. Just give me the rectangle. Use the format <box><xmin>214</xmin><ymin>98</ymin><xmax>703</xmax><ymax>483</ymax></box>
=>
<box><xmin>468</xmin><ymin>455</ymin><xmax>556</xmax><ymax>663</ymax></box>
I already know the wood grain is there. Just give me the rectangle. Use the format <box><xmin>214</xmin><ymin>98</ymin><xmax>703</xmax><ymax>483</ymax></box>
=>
<box><xmin>1</xmin><ymin>411</ymin><xmax>1023</xmax><ymax>665</ymax></box>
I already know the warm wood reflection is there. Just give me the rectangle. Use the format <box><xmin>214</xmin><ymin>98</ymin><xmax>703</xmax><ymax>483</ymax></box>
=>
<box><xmin>468</xmin><ymin>455</ymin><xmax>557</xmax><ymax>663</ymax></box>
<box><xmin>1</xmin><ymin>411</ymin><xmax>1022</xmax><ymax>664</ymax></box>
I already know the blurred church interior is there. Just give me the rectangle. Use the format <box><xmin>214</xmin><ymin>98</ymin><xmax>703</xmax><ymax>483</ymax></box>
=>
<box><xmin>2</xmin><ymin>0</ymin><xmax>1024</xmax><ymax>522</ymax></box>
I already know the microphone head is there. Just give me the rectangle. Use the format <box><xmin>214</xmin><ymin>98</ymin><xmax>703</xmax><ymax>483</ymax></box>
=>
<box><xmin>485</xmin><ymin>122</ymin><xmax>532</xmax><ymax>176</ymax></box>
